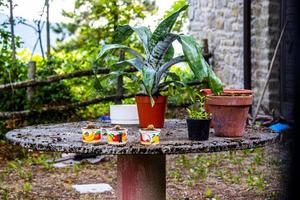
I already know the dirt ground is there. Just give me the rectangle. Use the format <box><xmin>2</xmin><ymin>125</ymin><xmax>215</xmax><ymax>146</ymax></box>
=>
<box><xmin>0</xmin><ymin>138</ymin><xmax>289</xmax><ymax>200</ymax></box>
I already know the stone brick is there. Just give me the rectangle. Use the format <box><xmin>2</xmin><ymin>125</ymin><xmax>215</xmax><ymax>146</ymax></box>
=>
<box><xmin>188</xmin><ymin>0</ymin><xmax>280</xmax><ymax>112</ymax></box>
<box><xmin>231</xmin><ymin>5</ymin><xmax>239</xmax><ymax>17</ymax></box>
<box><xmin>215</xmin><ymin>19</ymin><xmax>225</xmax><ymax>29</ymax></box>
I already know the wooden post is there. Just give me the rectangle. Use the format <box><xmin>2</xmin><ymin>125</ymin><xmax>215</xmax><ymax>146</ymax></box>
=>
<box><xmin>46</xmin><ymin>0</ymin><xmax>50</xmax><ymax>58</ymax></box>
<box><xmin>202</xmin><ymin>39</ymin><xmax>212</xmax><ymax>63</ymax></box>
<box><xmin>9</xmin><ymin>0</ymin><xmax>16</xmax><ymax>61</ymax></box>
<box><xmin>243</xmin><ymin>0</ymin><xmax>251</xmax><ymax>90</ymax></box>
<box><xmin>27</xmin><ymin>61</ymin><xmax>36</xmax><ymax>102</ymax></box>
<box><xmin>115</xmin><ymin>50</ymin><xmax>125</xmax><ymax>104</ymax></box>
<box><xmin>202</xmin><ymin>39</ymin><xmax>209</xmax><ymax>54</ymax></box>
<box><xmin>117</xmin><ymin>155</ymin><xmax>166</xmax><ymax>200</ymax></box>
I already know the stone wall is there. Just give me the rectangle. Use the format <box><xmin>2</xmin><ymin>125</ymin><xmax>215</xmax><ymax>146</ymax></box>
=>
<box><xmin>188</xmin><ymin>0</ymin><xmax>281</xmax><ymax>113</ymax></box>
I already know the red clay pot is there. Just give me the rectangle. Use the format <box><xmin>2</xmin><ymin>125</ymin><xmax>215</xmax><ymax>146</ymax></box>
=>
<box><xmin>200</xmin><ymin>89</ymin><xmax>253</xmax><ymax>128</ymax></box>
<box><xmin>206</xmin><ymin>93</ymin><xmax>253</xmax><ymax>137</ymax></box>
<box><xmin>135</xmin><ymin>96</ymin><xmax>167</xmax><ymax>128</ymax></box>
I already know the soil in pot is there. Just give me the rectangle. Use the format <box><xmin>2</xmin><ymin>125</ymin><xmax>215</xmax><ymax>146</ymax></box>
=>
<box><xmin>206</xmin><ymin>94</ymin><xmax>253</xmax><ymax>137</ymax></box>
<box><xmin>186</xmin><ymin>119</ymin><xmax>211</xmax><ymax>141</ymax></box>
<box><xmin>135</xmin><ymin>95</ymin><xmax>167</xmax><ymax>128</ymax></box>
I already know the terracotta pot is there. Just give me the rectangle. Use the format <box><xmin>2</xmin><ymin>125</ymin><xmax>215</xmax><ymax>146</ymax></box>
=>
<box><xmin>206</xmin><ymin>94</ymin><xmax>253</xmax><ymax>137</ymax></box>
<box><xmin>135</xmin><ymin>96</ymin><xmax>167</xmax><ymax>128</ymax></box>
<box><xmin>200</xmin><ymin>89</ymin><xmax>253</xmax><ymax>128</ymax></box>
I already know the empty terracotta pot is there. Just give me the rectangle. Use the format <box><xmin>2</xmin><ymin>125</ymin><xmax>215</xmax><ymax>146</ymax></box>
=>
<box><xmin>135</xmin><ymin>95</ymin><xmax>167</xmax><ymax>128</ymax></box>
<box><xmin>206</xmin><ymin>94</ymin><xmax>253</xmax><ymax>137</ymax></box>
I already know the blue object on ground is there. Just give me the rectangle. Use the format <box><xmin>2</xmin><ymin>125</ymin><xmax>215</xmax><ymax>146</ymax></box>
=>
<box><xmin>98</xmin><ymin>115</ymin><xmax>111</xmax><ymax>122</ymax></box>
<box><xmin>269</xmin><ymin>123</ymin><xmax>291</xmax><ymax>133</ymax></box>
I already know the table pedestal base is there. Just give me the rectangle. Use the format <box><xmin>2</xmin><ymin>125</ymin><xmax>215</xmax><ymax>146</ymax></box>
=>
<box><xmin>117</xmin><ymin>154</ymin><xmax>166</xmax><ymax>200</ymax></box>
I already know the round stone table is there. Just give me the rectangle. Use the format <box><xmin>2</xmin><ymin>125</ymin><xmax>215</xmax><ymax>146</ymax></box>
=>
<box><xmin>5</xmin><ymin>119</ymin><xmax>278</xmax><ymax>200</ymax></box>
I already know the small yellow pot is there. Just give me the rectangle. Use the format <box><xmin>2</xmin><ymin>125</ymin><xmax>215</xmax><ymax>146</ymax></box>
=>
<box><xmin>139</xmin><ymin>129</ymin><xmax>161</xmax><ymax>145</ymax></box>
<box><xmin>106</xmin><ymin>128</ymin><xmax>128</xmax><ymax>145</ymax></box>
<box><xmin>82</xmin><ymin>128</ymin><xmax>102</xmax><ymax>143</ymax></box>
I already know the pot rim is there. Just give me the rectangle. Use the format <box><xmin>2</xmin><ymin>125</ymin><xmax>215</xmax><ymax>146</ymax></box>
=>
<box><xmin>135</xmin><ymin>95</ymin><xmax>167</xmax><ymax>104</ymax></box>
<box><xmin>206</xmin><ymin>95</ymin><xmax>253</xmax><ymax>106</ymax></box>
<box><xmin>139</xmin><ymin>128</ymin><xmax>161</xmax><ymax>132</ymax></box>
<box><xmin>106</xmin><ymin>128</ymin><xmax>128</xmax><ymax>132</ymax></box>
<box><xmin>81</xmin><ymin>128</ymin><xmax>101</xmax><ymax>131</ymax></box>
<box><xmin>135</xmin><ymin>94</ymin><xmax>167</xmax><ymax>97</ymax></box>
<box><xmin>110</xmin><ymin>104</ymin><xmax>137</xmax><ymax>108</ymax></box>
<box><xmin>186</xmin><ymin>118</ymin><xmax>212</xmax><ymax>121</ymax></box>
<box><xmin>201</xmin><ymin>88</ymin><xmax>253</xmax><ymax>96</ymax></box>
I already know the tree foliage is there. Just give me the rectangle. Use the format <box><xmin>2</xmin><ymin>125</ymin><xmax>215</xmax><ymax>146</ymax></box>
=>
<box><xmin>53</xmin><ymin>0</ymin><xmax>156</xmax><ymax>52</ymax></box>
<box><xmin>162</xmin><ymin>0</ymin><xmax>188</xmax><ymax>32</ymax></box>
<box><xmin>0</xmin><ymin>0</ymin><xmax>220</xmax><ymax>137</ymax></box>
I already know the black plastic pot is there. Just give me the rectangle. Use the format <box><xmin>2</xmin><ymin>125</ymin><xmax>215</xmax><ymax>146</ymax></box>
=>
<box><xmin>186</xmin><ymin>118</ymin><xmax>211</xmax><ymax>141</ymax></box>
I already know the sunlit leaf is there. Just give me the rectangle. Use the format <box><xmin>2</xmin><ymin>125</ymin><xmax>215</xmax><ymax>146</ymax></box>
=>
<box><xmin>178</xmin><ymin>35</ymin><xmax>208</xmax><ymax>81</ymax></box>
<box><xmin>149</xmin><ymin>4</ymin><xmax>188</xmax><ymax>51</ymax></box>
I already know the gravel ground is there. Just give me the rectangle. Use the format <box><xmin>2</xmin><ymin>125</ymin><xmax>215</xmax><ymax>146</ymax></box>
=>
<box><xmin>0</xmin><ymin>138</ymin><xmax>289</xmax><ymax>200</ymax></box>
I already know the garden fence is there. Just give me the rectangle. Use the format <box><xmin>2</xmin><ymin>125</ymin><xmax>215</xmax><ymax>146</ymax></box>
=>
<box><xmin>0</xmin><ymin>42</ymin><xmax>212</xmax><ymax>119</ymax></box>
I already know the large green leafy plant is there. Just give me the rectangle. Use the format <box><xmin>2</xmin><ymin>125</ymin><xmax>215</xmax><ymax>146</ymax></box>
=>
<box><xmin>97</xmin><ymin>5</ymin><xmax>223</xmax><ymax>106</ymax></box>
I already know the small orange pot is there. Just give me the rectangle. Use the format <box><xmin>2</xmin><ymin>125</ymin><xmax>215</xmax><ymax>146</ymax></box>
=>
<box><xmin>206</xmin><ymin>91</ymin><xmax>253</xmax><ymax>137</ymax></box>
<box><xmin>135</xmin><ymin>96</ymin><xmax>167</xmax><ymax>128</ymax></box>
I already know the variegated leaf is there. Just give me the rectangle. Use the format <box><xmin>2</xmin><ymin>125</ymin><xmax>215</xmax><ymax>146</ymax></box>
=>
<box><xmin>178</xmin><ymin>35</ymin><xmax>208</xmax><ymax>81</ymax></box>
<box><xmin>113</xmin><ymin>25</ymin><xmax>134</xmax><ymax>43</ymax></box>
<box><xmin>155</xmin><ymin>55</ymin><xmax>186</xmax><ymax>86</ymax></box>
<box><xmin>113</xmin><ymin>25</ymin><xmax>152</xmax><ymax>54</ymax></box>
<box><xmin>207</xmin><ymin>66</ymin><xmax>224</xmax><ymax>94</ymax></box>
<box><xmin>141</xmin><ymin>66</ymin><xmax>156</xmax><ymax>95</ymax></box>
<box><xmin>97</xmin><ymin>44</ymin><xmax>144</xmax><ymax>62</ymax></box>
<box><xmin>113</xmin><ymin>58</ymin><xmax>144</xmax><ymax>71</ymax></box>
<box><xmin>163</xmin><ymin>45</ymin><xmax>174</xmax><ymax>64</ymax></box>
<box><xmin>131</xmin><ymin>26</ymin><xmax>152</xmax><ymax>54</ymax></box>
<box><xmin>148</xmin><ymin>33</ymin><xmax>178</xmax><ymax>68</ymax></box>
<box><xmin>149</xmin><ymin>4</ymin><xmax>188</xmax><ymax>51</ymax></box>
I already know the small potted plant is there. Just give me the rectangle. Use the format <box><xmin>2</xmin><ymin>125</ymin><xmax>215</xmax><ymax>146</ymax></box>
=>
<box><xmin>97</xmin><ymin>4</ymin><xmax>223</xmax><ymax>128</ymax></box>
<box><xmin>186</xmin><ymin>95</ymin><xmax>211</xmax><ymax>141</ymax></box>
<box><xmin>82</xmin><ymin>122</ymin><xmax>102</xmax><ymax>143</ymax></box>
<box><xmin>107</xmin><ymin>125</ymin><xmax>128</xmax><ymax>145</ymax></box>
<box><xmin>139</xmin><ymin>124</ymin><xmax>161</xmax><ymax>145</ymax></box>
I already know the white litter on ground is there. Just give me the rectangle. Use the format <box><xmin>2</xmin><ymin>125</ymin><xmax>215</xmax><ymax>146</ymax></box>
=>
<box><xmin>53</xmin><ymin>163</ymin><xmax>68</xmax><ymax>168</ymax></box>
<box><xmin>53</xmin><ymin>160</ymin><xmax>80</xmax><ymax>168</ymax></box>
<box><xmin>72</xmin><ymin>183</ymin><xmax>113</xmax><ymax>194</ymax></box>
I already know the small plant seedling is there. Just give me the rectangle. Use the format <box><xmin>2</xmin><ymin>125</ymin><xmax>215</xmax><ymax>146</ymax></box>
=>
<box><xmin>145</xmin><ymin>124</ymin><xmax>155</xmax><ymax>130</ymax></box>
<box><xmin>169</xmin><ymin>170</ymin><xmax>181</xmax><ymax>181</ymax></box>
<box><xmin>86</xmin><ymin>121</ymin><xmax>96</xmax><ymax>129</ymax></box>
<box><xmin>73</xmin><ymin>163</ymin><xmax>81</xmax><ymax>175</ymax></box>
<box><xmin>33</xmin><ymin>154</ymin><xmax>53</xmax><ymax>170</ymax></box>
<box><xmin>179</xmin><ymin>155</ymin><xmax>191</xmax><ymax>169</ymax></box>
<box><xmin>187</xmin><ymin>94</ymin><xmax>211</xmax><ymax>120</ymax></box>
<box><xmin>113</xmin><ymin>125</ymin><xmax>122</xmax><ymax>130</ymax></box>
<box><xmin>204</xmin><ymin>187</ymin><xmax>214</xmax><ymax>198</ymax></box>
<box><xmin>22</xmin><ymin>182</ymin><xmax>31</xmax><ymax>193</ymax></box>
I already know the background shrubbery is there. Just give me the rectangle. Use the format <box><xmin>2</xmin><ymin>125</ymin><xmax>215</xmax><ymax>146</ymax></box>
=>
<box><xmin>0</xmin><ymin>0</ymin><xmax>200</xmax><ymax>138</ymax></box>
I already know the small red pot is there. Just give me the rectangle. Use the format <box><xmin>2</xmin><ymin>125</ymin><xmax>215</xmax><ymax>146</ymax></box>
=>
<box><xmin>135</xmin><ymin>96</ymin><xmax>167</xmax><ymax>128</ymax></box>
<box><xmin>206</xmin><ymin>94</ymin><xmax>253</xmax><ymax>137</ymax></box>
